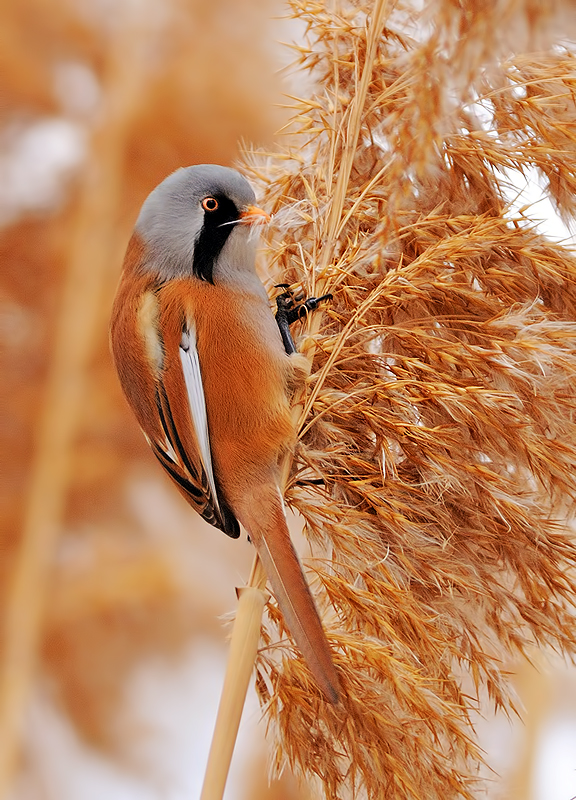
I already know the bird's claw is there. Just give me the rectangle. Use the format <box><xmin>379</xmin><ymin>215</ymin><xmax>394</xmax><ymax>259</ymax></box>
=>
<box><xmin>274</xmin><ymin>285</ymin><xmax>333</xmax><ymax>355</ymax></box>
<box><xmin>287</xmin><ymin>293</ymin><xmax>333</xmax><ymax>323</ymax></box>
<box><xmin>275</xmin><ymin>285</ymin><xmax>333</xmax><ymax>324</ymax></box>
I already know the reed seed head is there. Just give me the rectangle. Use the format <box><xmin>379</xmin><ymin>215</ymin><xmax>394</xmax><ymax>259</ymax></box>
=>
<box><xmin>242</xmin><ymin>1</ymin><xmax>576</xmax><ymax>797</ymax></box>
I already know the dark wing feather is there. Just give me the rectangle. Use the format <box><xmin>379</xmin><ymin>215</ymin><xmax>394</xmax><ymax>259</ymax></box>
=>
<box><xmin>152</xmin><ymin>347</ymin><xmax>240</xmax><ymax>539</ymax></box>
<box><xmin>152</xmin><ymin>384</ymin><xmax>237</xmax><ymax>534</ymax></box>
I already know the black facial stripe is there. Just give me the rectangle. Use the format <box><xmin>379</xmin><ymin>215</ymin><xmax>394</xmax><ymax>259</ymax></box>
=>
<box><xmin>192</xmin><ymin>194</ymin><xmax>239</xmax><ymax>283</ymax></box>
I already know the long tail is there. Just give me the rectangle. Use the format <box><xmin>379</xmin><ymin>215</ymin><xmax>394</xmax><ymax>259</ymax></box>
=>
<box><xmin>237</xmin><ymin>486</ymin><xmax>340</xmax><ymax>704</ymax></box>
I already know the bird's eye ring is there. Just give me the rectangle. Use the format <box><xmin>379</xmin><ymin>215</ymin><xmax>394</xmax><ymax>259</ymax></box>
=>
<box><xmin>202</xmin><ymin>197</ymin><xmax>219</xmax><ymax>212</ymax></box>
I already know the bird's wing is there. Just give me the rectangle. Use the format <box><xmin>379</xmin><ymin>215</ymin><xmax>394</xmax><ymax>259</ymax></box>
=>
<box><xmin>178</xmin><ymin>322</ymin><xmax>221</xmax><ymax>513</ymax></box>
<box><xmin>136</xmin><ymin>287</ymin><xmax>240</xmax><ymax>538</ymax></box>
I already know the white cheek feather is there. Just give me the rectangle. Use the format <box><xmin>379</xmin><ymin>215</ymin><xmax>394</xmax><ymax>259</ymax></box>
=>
<box><xmin>179</xmin><ymin>320</ymin><xmax>221</xmax><ymax>514</ymax></box>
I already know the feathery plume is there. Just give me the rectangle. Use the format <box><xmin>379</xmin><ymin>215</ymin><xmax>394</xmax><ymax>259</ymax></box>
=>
<box><xmin>243</xmin><ymin>1</ymin><xmax>576</xmax><ymax>797</ymax></box>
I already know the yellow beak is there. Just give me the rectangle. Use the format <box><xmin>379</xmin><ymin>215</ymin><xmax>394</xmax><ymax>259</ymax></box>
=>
<box><xmin>240</xmin><ymin>205</ymin><xmax>271</xmax><ymax>225</ymax></box>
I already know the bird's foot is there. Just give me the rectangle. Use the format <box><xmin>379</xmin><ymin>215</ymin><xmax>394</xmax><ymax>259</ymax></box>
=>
<box><xmin>275</xmin><ymin>285</ymin><xmax>333</xmax><ymax>324</ymax></box>
<box><xmin>274</xmin><ymin>285</ymin><xmax>332</xmax><ymax>355</ymax></box>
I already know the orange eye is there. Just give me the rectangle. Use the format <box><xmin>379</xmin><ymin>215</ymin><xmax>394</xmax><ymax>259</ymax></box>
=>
<box><xmin>202</xmin><ymin>197</ymin><xmax>219</xmax><ymax>212</ymax></box>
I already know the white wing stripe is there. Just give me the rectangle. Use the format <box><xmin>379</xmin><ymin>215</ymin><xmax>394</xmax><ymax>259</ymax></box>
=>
<box><xmin>179</xmin><ymin>322</ymin><xmax>221</xmax><ymax>514</ymax></box>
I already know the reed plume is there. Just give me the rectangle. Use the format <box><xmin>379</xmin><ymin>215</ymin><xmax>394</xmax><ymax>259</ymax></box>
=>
<box><xmin>242</xmin><ymin>1</ymin><xmax>576</xmax><ymax>797</ymax></box>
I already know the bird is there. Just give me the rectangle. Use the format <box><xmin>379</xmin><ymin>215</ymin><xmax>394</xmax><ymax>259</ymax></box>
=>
<box><xmin>110</xmin><ymin>164</ymin><xmax>340</xmax><ymax>704</ymax></box>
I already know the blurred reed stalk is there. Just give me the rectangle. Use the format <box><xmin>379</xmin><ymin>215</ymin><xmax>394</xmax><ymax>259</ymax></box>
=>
<box><xmin>237</xmin><ymin>0</ymin><xmax>576</xmax><ymax>798</ymax></box>
<box><xmin>506</xmin><ymin>653</ymin><xmax>552</xmax><ymax>798</ymax></box>
<box><xmin>0</xmin><ymin>18</ymin><xmax>154</xmax><ymax>797</ymax></box>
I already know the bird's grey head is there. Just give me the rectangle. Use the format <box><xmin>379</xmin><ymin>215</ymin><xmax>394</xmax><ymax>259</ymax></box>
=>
<box><xmin>135</xmin><ymin>164</ymin><xmax>265</xmax><ymax>285</ymax></box>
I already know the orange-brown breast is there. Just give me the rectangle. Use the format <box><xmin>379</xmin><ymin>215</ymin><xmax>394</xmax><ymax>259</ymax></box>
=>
<box><xmin>158</xmin><ymin>278</ymin><xmax>295</xmax><ymax>505</ymax></box>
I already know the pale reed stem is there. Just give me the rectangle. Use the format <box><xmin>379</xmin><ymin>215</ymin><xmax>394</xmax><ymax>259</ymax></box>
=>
<box><xmin>199</xmin><ymin>557</ymin><xmax>268</xmax><ymax>800</ymax></box>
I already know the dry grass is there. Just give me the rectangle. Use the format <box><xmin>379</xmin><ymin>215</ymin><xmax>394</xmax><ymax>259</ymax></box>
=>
<box><xmin>242</xmin><ymin>1</ymin><xmax>576</xmax><ymax>797</ymax></box>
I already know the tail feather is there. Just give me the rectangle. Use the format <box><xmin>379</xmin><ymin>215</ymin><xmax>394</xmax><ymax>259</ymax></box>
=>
<box><xmin>239</xmin><ymin>489</ymin><xmax>340</xmax><ymax>704</ymax></box>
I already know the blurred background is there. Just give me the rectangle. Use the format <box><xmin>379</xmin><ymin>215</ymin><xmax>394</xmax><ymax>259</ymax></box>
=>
<box><xmin>2</xmin><ymin>0</ymin><xmax>576</xmax><ymax>798</ymax></box>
